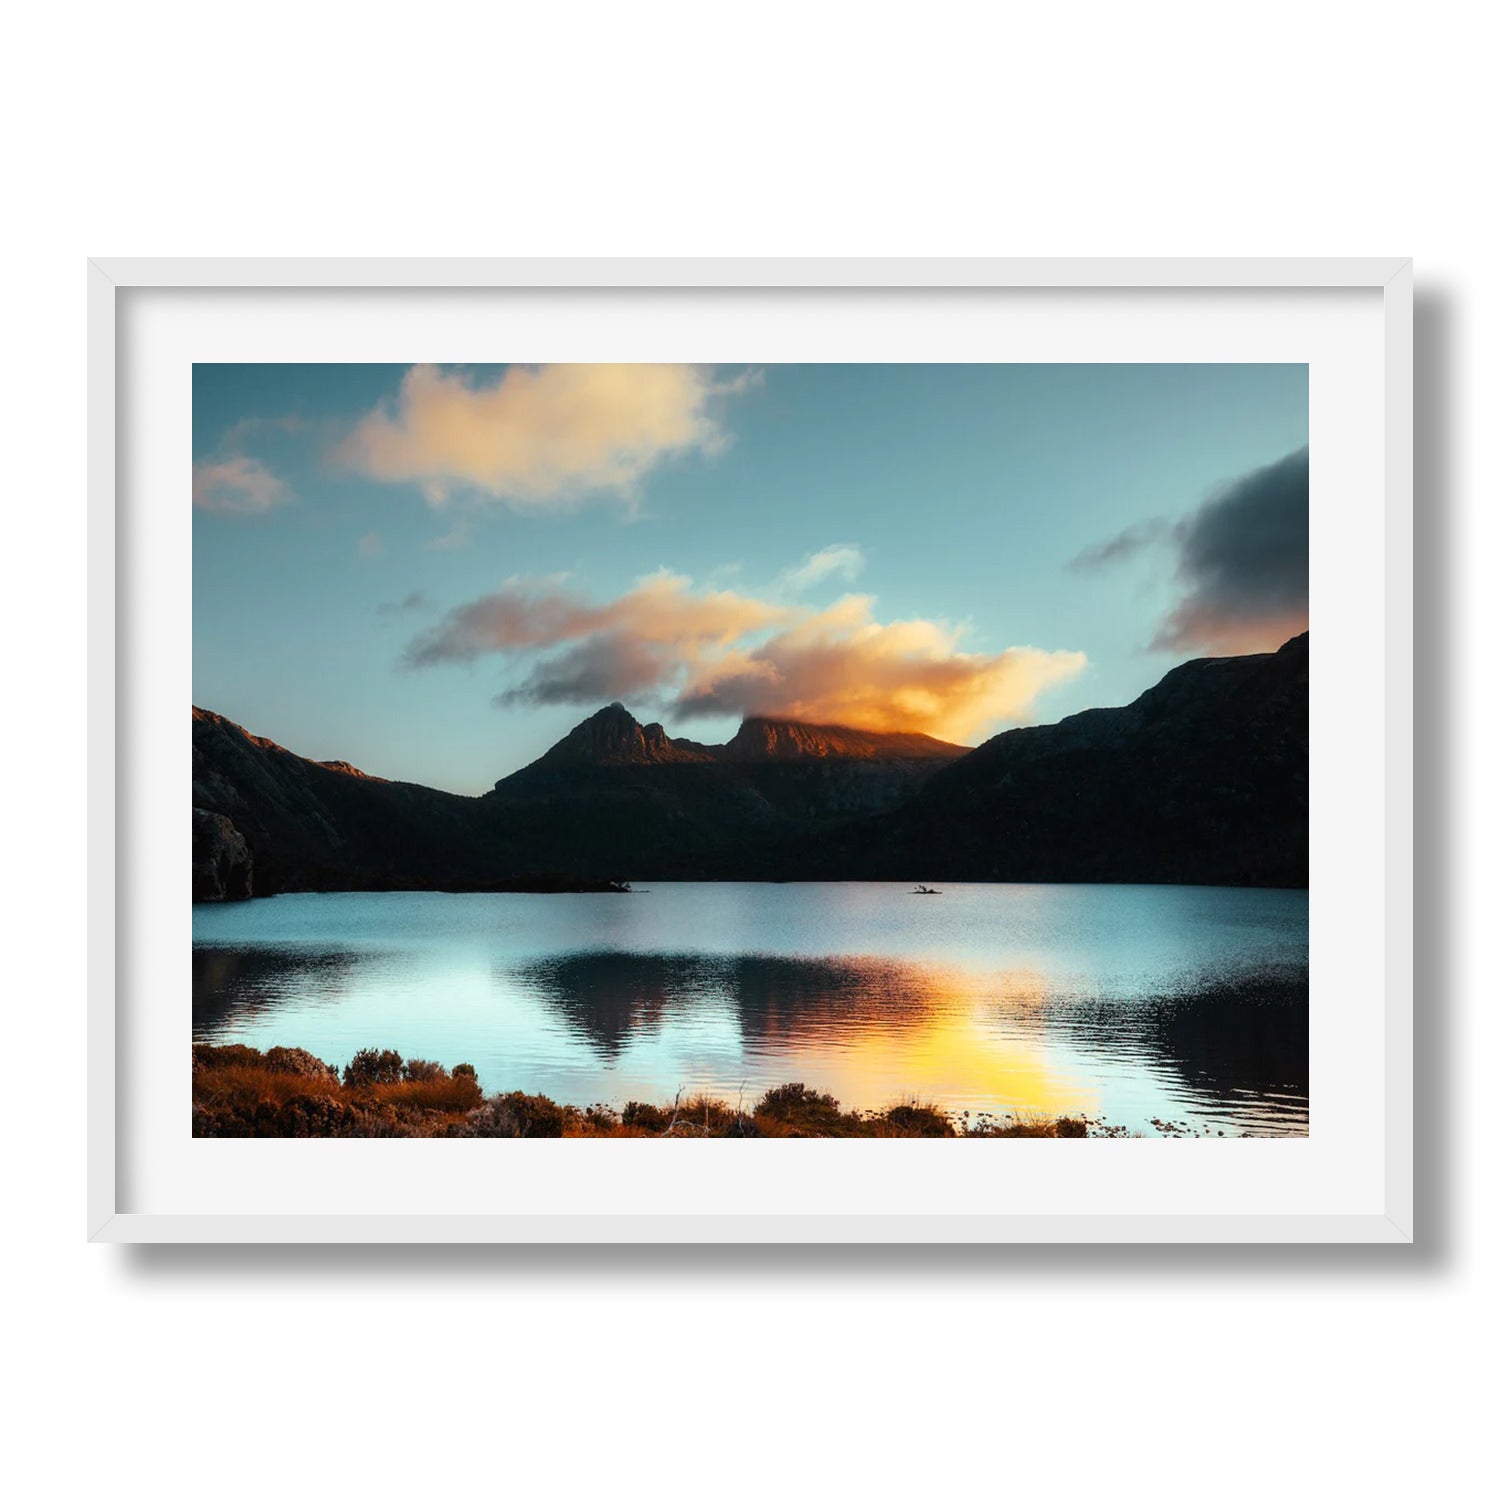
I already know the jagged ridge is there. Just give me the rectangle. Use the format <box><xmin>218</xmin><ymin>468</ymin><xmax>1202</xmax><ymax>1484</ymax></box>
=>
<box><xmin>526</xmin><ymin>702</ymin><xmax>966</xmax><ymax>771</ymax></box>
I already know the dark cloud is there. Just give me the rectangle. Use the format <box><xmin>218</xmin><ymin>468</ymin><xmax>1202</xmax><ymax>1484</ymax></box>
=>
<box><xmin>403</xmin><ymin>582</ymin><xmax>608</xmax><ymax>667</ymax></box>
<box><xmin>1153</xmin><ymin>445</ymin><xmax>1308</xmax><ymax>654</ymax></box>
<box><xmin>494</xmin><ymin>633</ymin><xmax>674</xmax><ymax>708</ymax></box>
<box><xmin>1070</xmin><ymin>446</ymin><xmax>1309</xmax><ymax>656</ymax></box>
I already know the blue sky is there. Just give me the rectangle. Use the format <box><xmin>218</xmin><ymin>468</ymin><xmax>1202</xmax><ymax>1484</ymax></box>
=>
<box><xmin>193</xmin><ymin>362</ymin><xmax>1309</xmax><ymax>794</ymax></box>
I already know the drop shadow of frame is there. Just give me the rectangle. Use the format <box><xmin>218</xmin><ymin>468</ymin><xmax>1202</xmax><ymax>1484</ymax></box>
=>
<box><xmin>128</xmin><ymin>290</ymin><xmax>1452</xmax><ymax>1279</ymax></box>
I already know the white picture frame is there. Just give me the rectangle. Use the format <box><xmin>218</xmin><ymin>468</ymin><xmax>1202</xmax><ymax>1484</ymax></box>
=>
<box><xmin>89</xmin><ymin>257</ymin><xmax>1413</xmax><ymax>1244</ymax></box>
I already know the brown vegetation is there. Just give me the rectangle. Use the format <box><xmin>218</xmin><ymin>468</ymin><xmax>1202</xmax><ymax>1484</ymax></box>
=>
<box><xmin>191</xmin><ymin>1042</ymin><xmax>1096</xmax><ymax>1139</ymax></box>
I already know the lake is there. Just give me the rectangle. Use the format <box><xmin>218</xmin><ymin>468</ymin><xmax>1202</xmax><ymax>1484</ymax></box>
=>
<box><xmin>192</xmin><ymin>882</ymin><xmax>1309</xmax><ymax>1136</ymax></box>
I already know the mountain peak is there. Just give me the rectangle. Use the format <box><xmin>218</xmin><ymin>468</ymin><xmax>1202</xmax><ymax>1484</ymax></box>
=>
<box><xmin>528</xmin><ymin>707</ymin><xmax>968</xmax><ymax>770</ymax></box>
<box><xmin>536</xmin><ymin>704</ymin><xmax>714</xmax><ymax>767</ymax></box>
<box><xmin>720</xmin><ymin>717</ymin><xmax>968</xmax><ymax>763</ymax></box>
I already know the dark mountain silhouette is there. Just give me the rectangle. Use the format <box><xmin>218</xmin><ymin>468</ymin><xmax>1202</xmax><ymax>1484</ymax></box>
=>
<box><xmin>191</xmin><ymin>635</ymin><xmax>1307</xmax><ymax>898</ymax></box>
<box><xmin>192</xmin><ymin>707</ymin><xmax>513</xmax><ymax>895</ymax></box>
<box><xmin>530</xmin><ymin>703</ymin><xmax>718</xmax><ymax>766</ymax></box>
<box><xmin>524</xmin><ymin>703</ymin><xmax>964</xmax><ymax>769</ymax></box>
<box><xmin>478</xmin><ymin>706</ymin><xmax>967</xmax><ymax>880</ymax></box>
<box><xmin>801</xmin><ymin>632</ymin><xmax>1309</xmax><ymax>887</ymax></box>
<box><xmin>191</xmin><ymin>703</ymin><xmax>967</xmax><ymax>896</ymax></box>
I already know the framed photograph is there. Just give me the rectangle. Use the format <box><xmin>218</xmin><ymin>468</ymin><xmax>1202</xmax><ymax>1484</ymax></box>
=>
<box><xmin>89</xmin><ymin>258</ymin><xmax>1412</xmax><ymax>1243</ymax></box>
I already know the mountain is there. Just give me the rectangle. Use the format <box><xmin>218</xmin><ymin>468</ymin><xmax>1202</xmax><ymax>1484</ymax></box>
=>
<box><xmin>190</xmin><ymin>636</ymin><xmax>1308</xmax><ymax>897</ymax></box>
<box><xmin>530</xmin><ymin>703</ymin><xmax>718</xmax><ymax>766</ymax></box>
<box><xmin>524</xmin><ymin>703</ymin><xmax>964</xmax><ymax>769</ymax></box>
<box><xmin>719</xmin><ymin>718</ymin><xmax>962</xmax><ymax>762</ymax></box>
<box><xmin>480</xmin><ymin>706</ymin><xmax>969</xmax><ymax>880</ymax></box>
<box><xmin>800</xmin><ymin>633</ymin><xmax>1309</xmax><ymax>886</ymax></box>
<box><xmin>192</xmin><ymin>708</ymin><xmax>512</xmax><ymax>895</ymax></box>
<box><xmin>191</xmin><ymin>703</ymin><xmax>967</xmax><ymax>896</ymax></box>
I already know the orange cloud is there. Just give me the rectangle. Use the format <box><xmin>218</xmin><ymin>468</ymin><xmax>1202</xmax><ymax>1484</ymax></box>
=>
<box><xmin>337</xmin><ymin>363</ymin><xmax>746</xmax><ymax>508</ymax></box>
<box><xmin>407</xmin><ymin>570</ymin><xmax>1085</xmax><ymax>743</ymax></box>
<box><xmin>675</xmin><ymin>595</ymin><xmax>1086</xmax><ymax>741</ymax></box>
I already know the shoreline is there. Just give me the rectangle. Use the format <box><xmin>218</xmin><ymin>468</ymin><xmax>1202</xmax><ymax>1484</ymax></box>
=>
<box><xmin>193</xmin><ymin>874</ymin><xmax>1313</xmax><ymax>907</ymax></box>
<box><xmin>193</xmin><ymin>1041</ymin><xmax>1108</xmax><ymax>1139</ymax></box>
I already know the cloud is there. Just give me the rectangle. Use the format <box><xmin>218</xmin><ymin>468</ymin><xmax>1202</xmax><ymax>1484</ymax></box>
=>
<box><xmin>217</xmin><ymin>413</ymin><xmax>309</xmax><ymax>448</ymax></box>
<box><xmin>405</xmin><ymin>569</ymin><xmax>785</xmax><ymax>670</ymax></box>
<box><xmin>337</xmin><ymin>363</ymin><xmax>752</xmax><ymax>508</ymax></box>
<box><xmin>377</xmin><ymin>591</ymin><xmax>430</xmax><ymax>617</ymax></box>
<box><xmin>1153</xmin><ymin>445</ymin><xmax>1309</xmax><ymax>655</ymax></box>
<box><xmin>1070</xmin><ymin>446</ymin><xmax>1309</xmax><ymax>656</ymax></box>
<box><xmin>191</xmin><ymin>456</ymin><xmax>289</xmax><ymax>515</ymax></box>
<box><xmin>1067</xmin><ymin>518</ymin><xmax>1172</xmax><ymax>572</ymax></box>
<box><xmin>673</xmin><ymin>595</ymin><xmax>1086</xmax><ymax>742</ymax></box>
<box><xmin>777</xmin><ymin>543</ymin><xmax>867</xmax><ymax>592</ymax></box>
<box><xmin>407</xmin><ymin>570</ymin><xmax>1084</xmax><ymax>743</ymax></box>
<box><xmin>497</xmin><ymin>634</ymin><xmax>676</xmax><ymax>708</ymax></box>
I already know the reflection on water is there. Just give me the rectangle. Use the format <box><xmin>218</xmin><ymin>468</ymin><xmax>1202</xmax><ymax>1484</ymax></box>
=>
<box><xmin>510</xmin><ymin>951</ymin><xmax>1099</xmax><ymax>1121</ymax></box>
<box><xmin>193</xmin><ymin>947</ymin><xmax>364</xmax><ymax>1033</ymax></box>
<box><xmin>192</xmin><ymin>883</ymin><xmax>1309</xmax><ymax>1135</ymax></box>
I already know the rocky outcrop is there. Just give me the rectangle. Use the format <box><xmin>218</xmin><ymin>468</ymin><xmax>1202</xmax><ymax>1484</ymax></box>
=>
<box><xmin>192</xmin><ymin>808</ymin><xmax>253</xmax><ymax>901</ymax></box>
<box><xmin>719</xmin><ymin>718</ymin><xmax>965</xmax><ymax>763</ymax></box>
<box><xmin>527</xmin><ymin>703</ymin><xmax>966</xmax><ymax>769</ymax></box>
<box><xmin>532</xmin><ymin>703</ymin><xmax>718</xmax><ymax>766</ymax></box>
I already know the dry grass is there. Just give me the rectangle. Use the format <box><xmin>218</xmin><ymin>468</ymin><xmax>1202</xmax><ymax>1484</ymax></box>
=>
<box><xmin>191</xmin><ymin>1043</ymin><xmax>1094</xmax><ymax>1139</ymax></box>
<box><xmin>192</xmin><ymin>1043</ymin><xmax>483</xmax><ymax>1137</ymax></box>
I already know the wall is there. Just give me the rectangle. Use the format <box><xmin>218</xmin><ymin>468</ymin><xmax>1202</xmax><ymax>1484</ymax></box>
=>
<box><xmin>5</xmin><ymin>4</ymin><xmax>1490</xmax><ymax>1495</ymax></box>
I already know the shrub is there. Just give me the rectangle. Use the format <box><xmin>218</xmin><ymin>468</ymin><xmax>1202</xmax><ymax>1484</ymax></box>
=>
<box><xmin>1054</xmin><ymin>1116</ymin><xmax>1087</xmax><ymax>1138</ymax></box>
<box><xmin>343</xmin><ymin>1048</ymin><xmax>404</xmax><ymax>1088</ymax></box>
<box><xmin>584</xmin><ymin>1104</ymin><xmax>622</xmax><ymax>1132</ymax></box>
<box><xmin>366</xmin><ymin>1071</ymin><xmax>484</xmax><ymax>1113</ymax></box>
<box><xmin>191</xmin><ymin>1042</ymin><xmax>264</xmax><ymax>1073</ymax></box>
<box><xmin>402</xmin><ymin>1058</ymin><xmax>448</xmax><ymax>1083</ymax></box>
<box><xmin>754</xmin><ymin>1082</ymin><xmax>845</xmax><ymax>1133</ymax></box>
<box><xmin>462</xmin><ymin>1091</ymin><xmax>568</xmax><ymax>1137</ymax></box>
<box><xmin>879</xmin><ymin>1103</ymin><xmax>955</xmax><ymax>1138</ymax></box>
<box><xmin>263</xmin><ymin>1046</ymin><xmax>339</xmax><ymax>1081</ymax></box>
<box><xmin>621</xmin><ymin>1101</ymin><xmax>668</xmax><ymax>1130</ymax></box>
<box><xmin>452</xmin><ymin>1063</ymin><xmax>478</xmax><ymax>1083</ymax></box>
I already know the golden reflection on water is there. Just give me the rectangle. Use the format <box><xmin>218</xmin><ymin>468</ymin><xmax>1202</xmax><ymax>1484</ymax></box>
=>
<box><xmin>749</xmin><ymin>959</ymin><xmax>1101</xmax><ymax>1117</ymax></box>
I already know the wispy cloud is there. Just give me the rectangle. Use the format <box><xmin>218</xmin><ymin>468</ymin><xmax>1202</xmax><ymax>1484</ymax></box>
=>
<box><xmin>217</xmin><ymin>413</ymin><xmax>309</xmax><ymax>449</ymax></box>
<box><xmin>336</xmin><ymin>363</ymin><xmax>756</xmax><ymax>510</ymax></box>
<box><xmin>377</xmin><ymin>591</ymin><xmax>431</xmax><ymax>617</ymax></box>
<box><xmin>1067</xmin><ymin>518</ymin><xmax>1172</xmax><ymax>572</ymax></box>
<box><xmin>777</xmin><ymin>543</ymin><xmax>867</xmax><ymax>592</ymax></box>
<box><xmin>406</xmin><ymin>568</ymin><xmax>1084</xmax><ymax>743</ymax></box>
<box><xmin>193</xmin><ymin>410</ymin><xmax>307</xmax><ymax>517</ymax></box>
<box><xmin>191</xmin><ymin>455</ymin><xmax>289</xmax><ymax>515</ymax></box>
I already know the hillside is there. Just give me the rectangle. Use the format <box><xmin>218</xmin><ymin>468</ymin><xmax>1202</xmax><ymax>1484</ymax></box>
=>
<box><xmin>192</xmin><ymin>704</ymin><xmax>968</xmax><ymax>895</ymax></box>
<box><xmin>798</xmin><ymin>633</ymin><xmax>1310</xmax><ymax>886</ymax></box>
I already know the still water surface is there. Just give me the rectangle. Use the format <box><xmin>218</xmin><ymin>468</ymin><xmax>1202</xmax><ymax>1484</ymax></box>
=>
<box><xmin>193</xmin><ymin>883</ymin><xmax>1309</xmax><ymax>1136</ymax></box>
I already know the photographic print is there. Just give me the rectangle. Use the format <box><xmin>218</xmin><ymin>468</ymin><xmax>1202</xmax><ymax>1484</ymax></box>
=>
<box><xmin>191</xmin><ymin>361</ymin><xmax>1309</xmax><ymax>1141</ymax></box>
